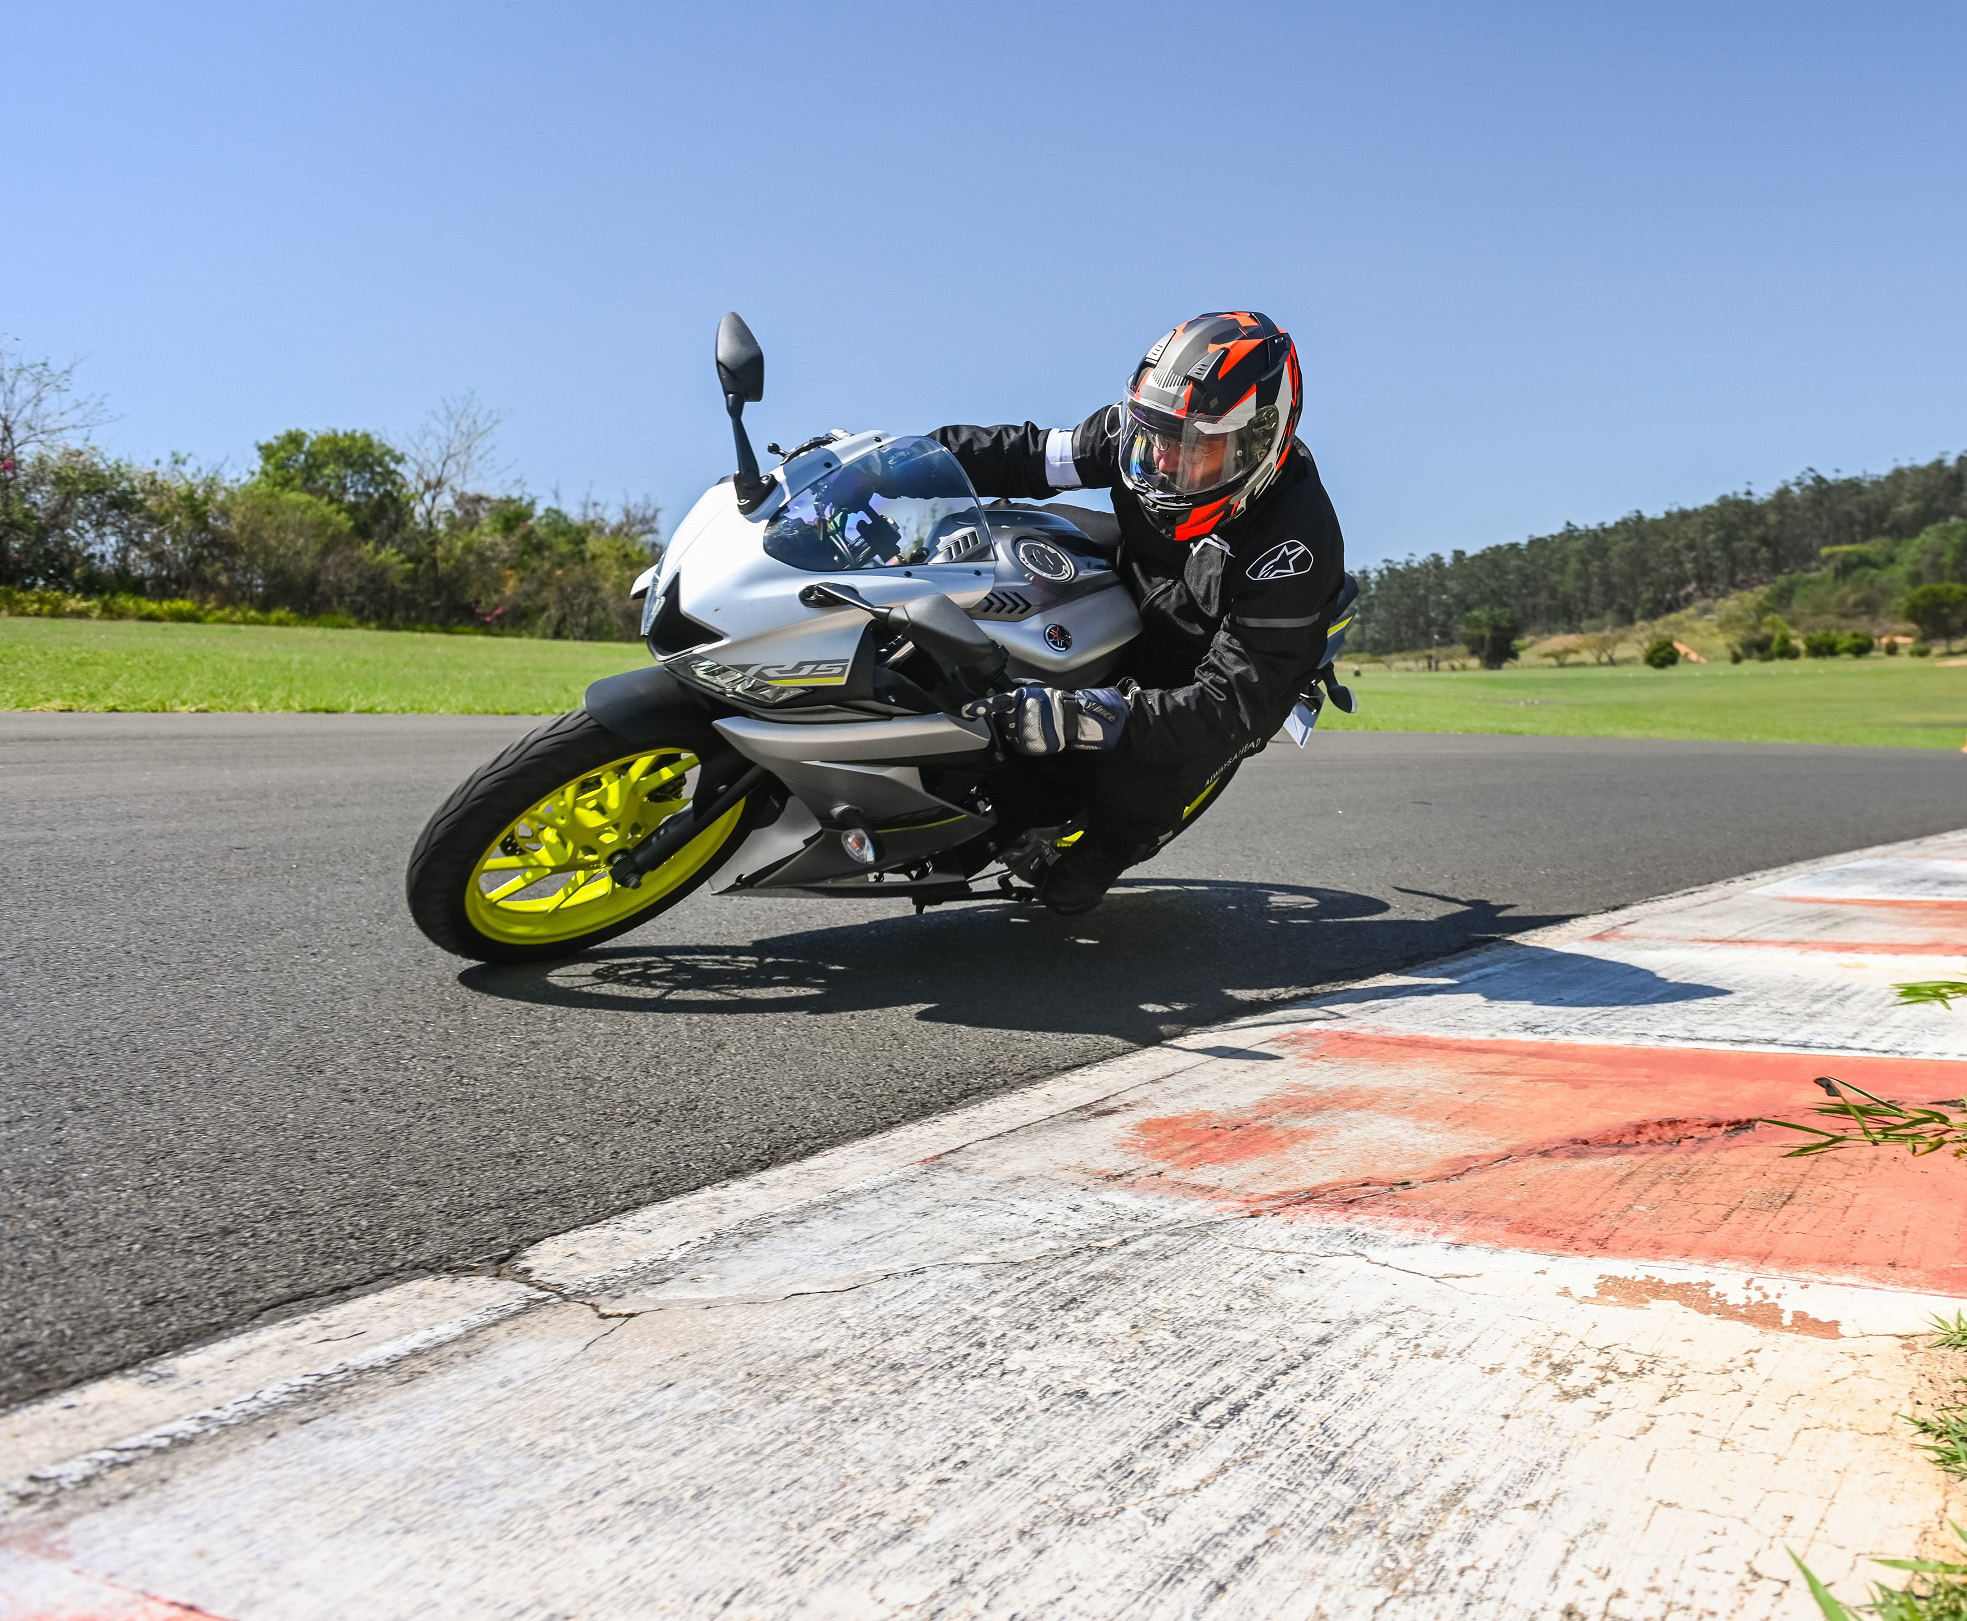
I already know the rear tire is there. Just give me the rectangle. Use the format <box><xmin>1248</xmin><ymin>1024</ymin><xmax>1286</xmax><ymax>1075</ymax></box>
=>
<box><xmin>405</xmin><ymin>709</ymin><xmax>751</xmax><ymax>964</ymax></box>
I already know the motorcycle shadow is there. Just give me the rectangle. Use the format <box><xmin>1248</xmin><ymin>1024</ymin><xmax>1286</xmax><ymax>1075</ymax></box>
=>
<box><xmin>457</xmin><ymin>878</ymin><xmax>1593</xmax><ymax>1044</ymax></box>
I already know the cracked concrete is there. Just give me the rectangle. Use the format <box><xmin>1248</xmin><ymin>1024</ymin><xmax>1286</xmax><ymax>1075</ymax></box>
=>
<box><xmin>3</xmin><ymin>830</ymin><xmax>1966</xmax><ymax>1619</ymax></box>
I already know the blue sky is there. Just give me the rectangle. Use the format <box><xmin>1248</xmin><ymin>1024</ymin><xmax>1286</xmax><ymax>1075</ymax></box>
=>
<box><xmin>7</xmin><ymin>1</ymin><xmax>1963</xmax><ymax>567</ymax></box>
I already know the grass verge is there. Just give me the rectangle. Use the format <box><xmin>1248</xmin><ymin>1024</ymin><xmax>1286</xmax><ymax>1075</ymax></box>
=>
<box><xmin>5</xmin><ymin>613</ymin><xmax>1966</xmax><ymax>742</ymax></box>
<box><xmin>0</xmin><ymin>616</ymin><xmax>646</xmax><ymax>714</ymax></box>
<box><xmin>1324</xmin><ymin>656</ymin><xmax>1967</xmax><ymax>750</ymax></box>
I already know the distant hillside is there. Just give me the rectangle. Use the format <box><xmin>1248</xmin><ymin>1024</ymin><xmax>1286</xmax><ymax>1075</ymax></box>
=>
<box><xmin>1353</xmin><ymin>453</ymin><xmax>1967</xmax><ymax>653</ymax></box>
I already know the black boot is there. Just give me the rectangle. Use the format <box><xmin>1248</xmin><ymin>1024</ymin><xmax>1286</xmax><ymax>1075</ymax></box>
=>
<box><xmin>1038</xmin><ymin>834</ymin><xmax>1138</xmax><ymax>917</ymax></box>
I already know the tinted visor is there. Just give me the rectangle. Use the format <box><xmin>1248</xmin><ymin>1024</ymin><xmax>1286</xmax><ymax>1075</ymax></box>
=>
<box><xmin>1120</xmin><ymin>401</ymin><xmax>1279</xmax><ymax>501</ymax></box>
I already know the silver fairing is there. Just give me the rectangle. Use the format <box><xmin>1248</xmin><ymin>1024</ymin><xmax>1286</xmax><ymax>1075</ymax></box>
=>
<box><xmin>708</xmin><ymin>713</ymin><xmax>996</xmax><ymax>893</ymax></box>
<box><xmin>651</xmin><ymin>459</ymin><xmax>1141</xmax><ymax>719</ymax></box>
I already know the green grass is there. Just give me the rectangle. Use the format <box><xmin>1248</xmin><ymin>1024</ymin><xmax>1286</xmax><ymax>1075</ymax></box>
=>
<box><xmin>4</xmin><ymin>615</ymin><xmax>1964</xmax><ymax>744</ymax></box>
<box><xmin>0</xmin><ymin>616</ymin><xmax>647</xmax><ymax>713</ymax></box>
<box><xmin>1324</xmin><ymin>655</ymin><xmax>1967</xmax><ymax>750</ymax></box>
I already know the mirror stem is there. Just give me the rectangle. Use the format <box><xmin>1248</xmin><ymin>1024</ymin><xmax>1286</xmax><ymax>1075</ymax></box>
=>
<box><xmin>727</xmin><ymin>395</ymin><xmax>771</xmax><ymax>515</ymax></box>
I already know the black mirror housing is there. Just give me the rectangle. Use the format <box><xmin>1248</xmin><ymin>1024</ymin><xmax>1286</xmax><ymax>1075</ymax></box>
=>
<box><xmin>894</xmin><ymin>594</ymin><xmax>1007</xmax><ymax>678</ymax></box>
<box><xmin>798</xmin><ymin>581</ymin><xmax>882</xmax><ymax>615</ymax></box>
<box><xmin>716</xmin><ymin>312</ymin><xmax>765</xmax><ymax>404</ymax></box>
<box><xmin>715</xmin><ymin>312</ymin><xmax>769</xmax><ymax>513</ymax></box>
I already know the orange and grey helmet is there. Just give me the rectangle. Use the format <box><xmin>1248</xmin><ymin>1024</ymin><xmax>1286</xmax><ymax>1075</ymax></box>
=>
<box><xmin>1117</xmin><ymin>311</ymin><xmax>1303</xmax><ymax>540</ymax></box>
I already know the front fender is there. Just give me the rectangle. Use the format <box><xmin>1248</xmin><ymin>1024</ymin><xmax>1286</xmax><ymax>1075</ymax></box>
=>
<box><xmin>583</xmin><ymin>663</ymin><xmax>718</xmax><ymax>748</ymax></box>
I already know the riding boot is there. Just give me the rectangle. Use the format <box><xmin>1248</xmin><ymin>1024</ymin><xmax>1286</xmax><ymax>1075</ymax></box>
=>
<box><xmin>1038</xmin><ymin>831</ymin><xmax>1144</xmax><ymax>917</ymax></box>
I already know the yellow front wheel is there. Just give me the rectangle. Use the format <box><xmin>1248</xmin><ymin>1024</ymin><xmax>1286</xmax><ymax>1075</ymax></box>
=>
<box><xmin>406</xmin><ymin>711</ymin><xmax>753</xmax><ymax>963</ymax></box>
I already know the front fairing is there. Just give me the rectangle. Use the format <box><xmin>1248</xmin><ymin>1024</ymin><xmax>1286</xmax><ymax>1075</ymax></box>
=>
<box><xmin>649</xmin><ymin>440</ymin><xmax>1002</xmax><ymax>719</ymax></box>
<box><xmin>648</xmin><ymin>433</ymin><xmax>1142</xmax><ymax>723</ymax></box>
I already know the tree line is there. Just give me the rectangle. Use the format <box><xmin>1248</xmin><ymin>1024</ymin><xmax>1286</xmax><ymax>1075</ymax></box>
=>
<box><xmin>1352</xmin><ymin>452</ymin><xmax>1967</xmax><ymax>654</ymax></box>
<box><xmin>0</xmin><ymin>343</ymin><xmax>656</xmax><ymax>640</ymax></box>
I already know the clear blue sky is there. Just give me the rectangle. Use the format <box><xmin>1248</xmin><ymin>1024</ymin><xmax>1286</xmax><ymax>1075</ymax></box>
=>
<box><xmin>8</xmin><ymin>1</ymin><xmax>1963</xmax><ymax>567</ymax></box>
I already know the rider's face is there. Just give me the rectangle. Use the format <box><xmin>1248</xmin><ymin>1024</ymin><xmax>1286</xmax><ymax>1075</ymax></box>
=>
<box><xmin>1155</xmin><ymin>431</ymin><xmax>1227</xmax><ymax>492</ymax></box>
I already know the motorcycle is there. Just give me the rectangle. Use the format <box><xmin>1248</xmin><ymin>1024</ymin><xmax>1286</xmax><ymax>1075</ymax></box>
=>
<box><xmin>406</xmin><ymin>314</ymin><xmax>1357</xmax><ymax>963</ymax></box>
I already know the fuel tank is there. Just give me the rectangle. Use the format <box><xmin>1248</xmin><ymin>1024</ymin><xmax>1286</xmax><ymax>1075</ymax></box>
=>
<box><xmin>973</xmin><ymin>505</ymin><xmax>1140</xmax><ymax>685</ymax></box>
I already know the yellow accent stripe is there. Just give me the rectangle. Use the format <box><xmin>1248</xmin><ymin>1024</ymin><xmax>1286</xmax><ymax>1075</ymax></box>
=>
<box><xmin>1182</xmin><ymin>778</ymin><xmax>1222</xmax><ymax>819</ymax></box>
<box><xmin>874</xmin><ymin>813</ymin><xmax>968</xmax><ymax>834</ymax></box>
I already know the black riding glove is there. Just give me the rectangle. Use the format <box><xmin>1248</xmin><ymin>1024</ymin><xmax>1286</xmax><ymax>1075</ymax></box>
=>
<box><xmin>966</xmin><ymin>685</ymin><xmax>1130</xmax><ymax>755</ymax></box>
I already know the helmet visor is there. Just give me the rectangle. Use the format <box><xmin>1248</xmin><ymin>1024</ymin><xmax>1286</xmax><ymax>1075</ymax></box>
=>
<box><xmin>1119</xmin><ymin>402</ymin><xmax>1279</xmax><ymax>502</ymax></box>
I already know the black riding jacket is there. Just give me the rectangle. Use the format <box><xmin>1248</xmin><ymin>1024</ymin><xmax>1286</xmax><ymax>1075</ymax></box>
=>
<box><xmin>932</xmin><ymin>408</ymin><xmax>1346</xmax><ymax>767</ymax></box>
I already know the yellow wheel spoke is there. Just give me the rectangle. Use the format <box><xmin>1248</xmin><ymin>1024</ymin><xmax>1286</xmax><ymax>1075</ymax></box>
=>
<box><xmin>546</xmin><ymin>870</ymin><xmax>599</xmax><ymax>912</ymax></box>
<box><xmin>486</xmin><ymin>870</ymin><xmax>549</xmax><ymax>902</ymax></box>
<box><xmin>639</xmin><ymin>759</ymin><xmax>693</xmax><ymax>794</ymax></box>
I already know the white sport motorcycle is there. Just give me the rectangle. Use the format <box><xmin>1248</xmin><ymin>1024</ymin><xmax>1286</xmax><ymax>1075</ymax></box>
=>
<box><xmin>407</xmin><ymin>315</ymin><xmax>1355</xmax><ymax>963</ymax></box>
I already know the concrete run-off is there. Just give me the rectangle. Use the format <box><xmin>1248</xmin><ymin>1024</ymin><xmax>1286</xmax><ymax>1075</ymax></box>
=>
<box><xmin>4</xmin><ymin>832</ymin><xmax>1967</xmax><ymax>1619</ymax></box>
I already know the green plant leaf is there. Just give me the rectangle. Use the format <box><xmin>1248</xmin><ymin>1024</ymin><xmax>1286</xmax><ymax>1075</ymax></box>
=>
<box><xmin>1790</xmin><ymin>1551</ymin><xmax>1857</xmax><ymax>1620</ymax></box>
<box><xmin>1873</xmin><ymin>1558</ymin><xmax>1967</xmax><ymax>1574</ymax></box>
<box><xmin>1897</xmin><ymin>981</ymin><xmax>1967</xmax><ymax>1009</ymax></box>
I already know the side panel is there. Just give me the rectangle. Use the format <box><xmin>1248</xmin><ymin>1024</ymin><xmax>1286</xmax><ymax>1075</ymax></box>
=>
<box><xmin>986</xmin><ymin>580</ymin><xmax>1141</xmax><ymax>680</ymax></box>
<box><xmin>710</xmin><ymin>799</ymin><xmax>823</xmax><ymax>894</ymax></box>
<box><xmin>758</xmin><ymin>806</ymin><xmax>993</xmax><ymax>888</ymax></box>
<box><xmin>713</xmin><ymin>714</ymin><xmax>992</xmax><ymax>763</ymax></box>
<box><xmin>709</xmin><ymin>714</ymin><xmax>997</xmax><ymax>892</ymax></box>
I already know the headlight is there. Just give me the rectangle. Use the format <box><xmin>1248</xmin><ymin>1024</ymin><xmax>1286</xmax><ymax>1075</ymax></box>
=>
<box><xmin>665</xmin><ymin>653</ymin><xmax>808</xmax><ymax>706</ymax></box>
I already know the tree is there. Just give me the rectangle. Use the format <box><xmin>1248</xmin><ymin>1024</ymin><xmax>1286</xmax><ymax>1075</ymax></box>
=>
<box><xmin>1460</xmin><ymin>605</ymin><xmax>1520</xmax><ymax>669</ymax></box>
<box><xmin>405</xmin><ymin>394</ymin><xmax>509</xmax><ymax>531</ymax></box>
<box><xmin>224</xmin><ymin>486</ymin><xmax>358</xmax><ymax>613</ymax></box>
<box><xmin>1903</xmin><ymin>582</ymin><xmax>1967</xmax><ymax>650</ymax></box>
<box><xmin>0</xmin><ymin>340</ymin><xmax>112</xmax><ymax>586</ymax></box>
<box><xmin>1643</xmin><ymin>638</ymin><xmax>1680</xmax><ymax>668</ymax></box>
<box><xmin>1579</xmin><ymin>630</ymin><xmax>1621</xmax><ymax>665</ymax></box>
<box><xmin>252</xmin><ymin>429</ymin><xmax>409</xmax><ymax>543</ymax></box>
<box><xmin>1352</xmin><ymin>452</ymin><xmax>1967</xmax><ymax>654</ymax></box>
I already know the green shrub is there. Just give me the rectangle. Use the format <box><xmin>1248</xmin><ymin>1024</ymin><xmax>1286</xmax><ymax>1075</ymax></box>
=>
<box><xmin>1770</xmin><ymin>628</ymin><xmax>1800</xmax><ymax>659</ymax></box>
<box><xmin>1912</xmin><ymin>642</ymin><xmax>1934</xmax><ymax>656</ymax></box>
<box><xmin>1642</xmin><ymin>638</ymin><xmax>1680</xmax><ymax>668</ymax></box>
<box><xmin>0</xmin><ymin>586</ymin><xmax>79</xmax><ymax>617</ymax></box>
<box><xmin>1836</xmin><ymin>631</ymin><xmax>1875</xmax><ymax>657</ymax></box>
<box><xmin>3</xmin><ymin>587</ymin><xmax>402</xmax><ymax>633</ymax></box>
<box><xmin>1803</xmin><ymin>630</ymin><xmax>1841</xmax><ymax>658</ymax></box>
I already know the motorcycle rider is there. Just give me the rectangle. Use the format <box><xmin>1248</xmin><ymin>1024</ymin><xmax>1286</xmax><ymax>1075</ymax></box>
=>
<box><xmin>933</xmin><ymin>310</ymin><xmax>1346</xmax><ymax>915</ymax></box>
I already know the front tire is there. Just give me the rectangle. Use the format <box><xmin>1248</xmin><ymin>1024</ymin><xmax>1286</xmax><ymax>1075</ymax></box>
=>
<box><xmin>405</xmin><ymin>710</ymin><xmax>752</xmax><ymax>964</ymax></box>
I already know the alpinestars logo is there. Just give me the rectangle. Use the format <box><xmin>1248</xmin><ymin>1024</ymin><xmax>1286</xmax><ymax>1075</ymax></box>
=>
<box><xmin>1247</xmin><ymin>539</ymin><xmax>1314</xmax><ymax>581</ymax></box>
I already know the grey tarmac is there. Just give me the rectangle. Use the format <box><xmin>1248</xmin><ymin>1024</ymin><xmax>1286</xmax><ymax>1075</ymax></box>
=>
<box><xmin>3</xmin><ymin>710</ymin><xmax>1962</xmax><ymax>1409</ymax></box>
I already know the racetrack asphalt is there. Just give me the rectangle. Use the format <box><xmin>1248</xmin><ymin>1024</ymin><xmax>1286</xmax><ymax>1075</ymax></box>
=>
<box><xmin>4</xmin><ymin>711</ymin><xmax>1963</xmax><ymax>1409</ymax></box>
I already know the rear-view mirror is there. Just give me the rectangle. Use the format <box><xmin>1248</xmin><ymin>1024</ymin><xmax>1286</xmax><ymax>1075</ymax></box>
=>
<box><xmin>715</xmin><ymin>312</ymin><xmax>765</xmax><ymax>405</ymax></box>
<box><xmin>798</xmin><ymin>581</ymin><xmax>880</xmax><ymax>614</ymax></box>
<box><xmin>895</xmin><ymin>594</ymin><xmax>1007</xmax><ymax>677</ymax></box>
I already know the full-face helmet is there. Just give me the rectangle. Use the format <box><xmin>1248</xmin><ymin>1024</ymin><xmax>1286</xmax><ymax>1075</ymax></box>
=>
<box><xmin>1117</xmin><ymin>311</ymin><xmax>1302</xmax><ymax>540</ymax></box>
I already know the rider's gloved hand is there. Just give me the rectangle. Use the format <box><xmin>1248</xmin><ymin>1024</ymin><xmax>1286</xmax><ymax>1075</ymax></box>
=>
<box><xmin>966</xmin><ymin>685</ymin><xmax>1130</xmax><ymax>755</ymax></box>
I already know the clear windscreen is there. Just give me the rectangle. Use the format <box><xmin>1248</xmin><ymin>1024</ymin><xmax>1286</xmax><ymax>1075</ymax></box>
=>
<box><xmin>762</xmin><ymin>436</ymin><xmax>990</xmax><ymax>572</ymax></box>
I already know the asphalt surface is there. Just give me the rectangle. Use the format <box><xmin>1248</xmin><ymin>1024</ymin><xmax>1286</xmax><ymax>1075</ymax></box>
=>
<box><xmin>5</xmin><ymin>712</ymin><xmax>1964</xmax><ymax>1408</ymax></box>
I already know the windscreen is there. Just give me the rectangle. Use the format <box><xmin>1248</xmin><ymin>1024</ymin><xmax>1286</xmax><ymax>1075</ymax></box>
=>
<box><xmin>762</xmin><ymin>436</ymin><xmax>990</xmax><ymax>572</ymax></box>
